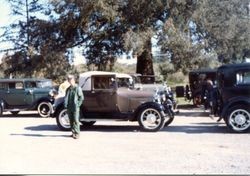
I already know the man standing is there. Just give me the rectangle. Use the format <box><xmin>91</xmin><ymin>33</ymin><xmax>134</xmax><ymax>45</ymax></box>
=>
<box><xmin>64</xmin><ymin>75</ymin><xmax>84</xmax><ymax>139</ymax></box>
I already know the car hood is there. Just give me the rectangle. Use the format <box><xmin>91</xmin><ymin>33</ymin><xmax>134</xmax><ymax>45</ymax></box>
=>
<box><xmin>117</xmin><ymin>88</ymin><xmax>155</xmax><ymax>99</ymax></box>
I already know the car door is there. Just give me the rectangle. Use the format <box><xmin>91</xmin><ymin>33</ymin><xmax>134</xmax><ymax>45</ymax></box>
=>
<box><xmin>24</xmin><ymin>81</ymin><xmax>36</xmax><ymax>105</ymax></box>
<box><xmin>83</xmin><ymin>75</ymin><xmax>118</xmax><ymax>115</ymax></box>
<box><xmin>5</xmin><ymin>81</ymin><xmax>27</xmax><ymax>106</ymax></box>
<box><xmin>0</xmin><ymin>82</ymin><xmax>8</xmax><ymax>102</ymax></box>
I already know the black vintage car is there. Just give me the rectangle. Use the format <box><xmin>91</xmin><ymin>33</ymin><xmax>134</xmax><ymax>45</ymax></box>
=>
<box><xmin>176</xmin><ymin>69</ymin><xmax>217</xmax><ymax>106</ymax></box>
<box><xmin>216</xmin><ymin>63</ymin><xmax>250</xmax><ymax>133</ymax></box>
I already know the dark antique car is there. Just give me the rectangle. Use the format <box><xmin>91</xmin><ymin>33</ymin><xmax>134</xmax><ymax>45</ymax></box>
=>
<box><xmin>53</xmin><ymin>71</ymin><xmax>174</xmax><ymax>132</ymax></box>
<box><xmin>216</xmin><ymin>63</ymin><xmax>250</xmax><ymax>133</ymax></box>
<box><xmin>176</xmin><ymin>69</ymin><xmax>217</xmax><ymax>106</ymax></box>
<box><xmin>0</xmin><ymin>78</ymin><xmax>55</xmax><ymax>117</ymax></box>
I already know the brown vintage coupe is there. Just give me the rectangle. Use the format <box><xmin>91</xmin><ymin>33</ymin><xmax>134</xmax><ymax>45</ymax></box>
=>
<box><xmin>53</xmin><ymin>71</ymin><xmax>174</xmax><ymax>132</ymax></box>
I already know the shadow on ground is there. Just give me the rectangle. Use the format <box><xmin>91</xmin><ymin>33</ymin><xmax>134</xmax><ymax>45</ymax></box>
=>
<box><xmin>25</xmin><ymin>124</ymin><xmax>59</xmax><ymax>131</ymax></box>
<box><xmin>19</xmin><ymin>123</ymin><xmax>233</xmax><ymax>134</ymax></box>
<box><xmin>10</xmin><ymin>133</ymin><xmax>70</xmax><ymax>138</ymax></box>
<box><xmin>162</xmin><ymin>124</ymin><xmax>230</xmax><ymax>134</ymax></box>
<box><xmin>0</xmin><ymin>113</ymin><xmax>42</xmax><ymax>118</ymax></box>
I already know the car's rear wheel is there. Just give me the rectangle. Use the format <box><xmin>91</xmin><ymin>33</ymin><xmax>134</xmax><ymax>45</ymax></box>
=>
<box><xmin>0</xmin><ymin>106</ymin><xmax>3</xmax><ymax>116</ymax></box>
<box><xmin>138</xmin><ymin>107</ymin><xmax>165</xmax><ymax>132</ymax></box>
<box><xmin>37</xmin><ymin>101</ymin><xmax>52</xmax><ymax>117</ymax></box>
<box><xmin>11</xmin><ymin>111</ymin><xmax>19</xmax><ymax>116</ymax></box>
<box><xmin>226</xmin><ymin>105</ymin><xmax>250</xmax><ymax>133</ymax></box>
<box><xmin>56</xmin><ymin>108</ymin><xmax>71</xmax><ymax>131</ymax></box>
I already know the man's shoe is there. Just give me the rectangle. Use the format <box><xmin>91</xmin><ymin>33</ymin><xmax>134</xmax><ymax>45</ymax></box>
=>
<box><xmin>74</xmin><ymin>134</ymin><xmax>80</xmax><ymax>139</ymax></box>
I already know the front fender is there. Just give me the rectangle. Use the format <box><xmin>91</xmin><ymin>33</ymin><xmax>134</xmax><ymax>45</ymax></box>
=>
<box><xmin>32</xmin><ymin>96</ymin><xmax>54</xmax><ymax>109</ymax></box>
<box><xmin>53</xmin><ymin>96</ymin><xmax>65</xmax><ymax>117</ymax></box>
<box><xmin>0</xmin><ymin>99</ymin><xmax>5</xmax><ymax>110</ymax></box>
<box><xmin>221</xmin><ymin>96</ymin><xmax>250</xmax><ymax>118</ymax></box>
<box><xmin>134</xmin><ymin>102</ymin><xmax>166</xmax><ymax>120</ymax></box>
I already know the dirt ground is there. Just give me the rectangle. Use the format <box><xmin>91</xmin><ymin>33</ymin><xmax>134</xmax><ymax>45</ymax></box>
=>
<box><xmin>0</xmin><ymin>107</ymin><xmax>249</xmax><ymax>174</ymax></box>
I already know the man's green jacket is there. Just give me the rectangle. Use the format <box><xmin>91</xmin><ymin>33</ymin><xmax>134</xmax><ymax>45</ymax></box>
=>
<box><xmin>64</xmin><ymin>85</ymin><xmax>84</xmax><ymax>111</ymax></box>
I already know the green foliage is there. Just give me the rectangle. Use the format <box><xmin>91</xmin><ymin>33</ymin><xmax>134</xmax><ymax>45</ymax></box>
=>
<box><xmin>0</xmin><ymin>51</ymin><xmax>72</xmax><ymax>83</ymax></box>
<box><xmin>192</xmin><ymin>0</ymin><xmax>250</xmax><ymax>63</ymax></box>
<box><xmin>1</xmin><ymin>0</ymin><xmax>249</xmax><ymax>84</ymax></box>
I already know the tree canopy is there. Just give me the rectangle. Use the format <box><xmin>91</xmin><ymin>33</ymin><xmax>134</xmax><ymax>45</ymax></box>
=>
<box><xmin>0</xmin><ymin>0</ymin><xmax>249</xmax><ymax>83</ymax></box>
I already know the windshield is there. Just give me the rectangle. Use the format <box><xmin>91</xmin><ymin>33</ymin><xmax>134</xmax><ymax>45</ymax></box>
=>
<box><xmin>117</xmin><ymin>78</ymin><xmax>132</xmax><ymax>88</ymax></box>
<box><xmin>37</xmin><ymin>80</ymin><xmax>53</xmax><ymax>88</ymax></box>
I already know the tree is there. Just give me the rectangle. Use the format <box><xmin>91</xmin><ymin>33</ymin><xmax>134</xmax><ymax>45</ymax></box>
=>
<box><xmin>120</xmin><ymin>0</ymin><xmax>169</xmax><ymax>82</ymax></box>
<box><xmin>157</xmin><ymin>1</ymin><xmax>202</xmax><ymax>74</ymax></box>
<box><xmin>0</xmin><ymin>0</ymin><xmax>75</xmax><ymax>81</ymax></box>
<box><xmin>192</xmin><ymin>0</ymin><xmax>250</xmax><ymax>63</ymax></box>
<box><xmin>0</xmin><ymin>0</ymin><xmax>43</xmax><ymax>77</ymax></box>
<box><xmin>0</xmin><ymin>0</ymin><xmax>44</xmax><ymax>54</ymax></box>
<box><xmin>43</xmin><ymin>0</ymin><xmax>171</xmax><ymax>82</ymax></box>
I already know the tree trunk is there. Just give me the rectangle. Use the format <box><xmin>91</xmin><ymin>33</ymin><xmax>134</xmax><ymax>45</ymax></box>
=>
<box><xmin>136</xmin><ymin>39</ymin><xmax>155</xmax><ymax>83</ymax></box>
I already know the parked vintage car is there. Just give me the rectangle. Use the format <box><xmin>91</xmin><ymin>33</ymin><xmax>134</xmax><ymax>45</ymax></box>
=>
<box><xmin>216</xmin><ymin>63</ymin><xmax>250</xmax><ymax>133</ymax></box>
<box><xmin>176</xmin><ymin>69</ymin><xmax>217</xmax><ymax>106</ymax></box>
<box><xmin>0</xmin><ymin>78</ymin><xmax>55</xmax><ymax>117</ymax></box>
<box><xmin>53</xmin><ymin>71</ymin><xmax>174</xmax><ymax>132</ymax></box>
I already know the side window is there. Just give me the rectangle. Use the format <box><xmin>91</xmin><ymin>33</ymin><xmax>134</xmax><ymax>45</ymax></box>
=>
<box><xmin>25</xmin><ymin>81</ymin><xmax>37</xmax><ymax>88</ymax></box>
<box><xmin>236</xmin><ymin>71</ymin><xmax>250</xmax><ymax>85</ymax></box>
<box><xmin>9</xmin><ymin>82</ymin><xmax>24</xmax><ymax>89</ymax></box>
<box><xmin>93</xmin><ymin>76</ymin><xmax>115</xmax><ymax>90</ymax></box>
<box><xmin>0</xmin><ymin>82</ymin><xmax>8</xmax><ymax>90</ymax></box>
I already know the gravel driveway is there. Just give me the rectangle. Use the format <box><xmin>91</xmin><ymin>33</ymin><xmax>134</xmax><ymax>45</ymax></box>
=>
<box><xmin>0</xmin><ymin>107</ymin><xmax>249</xmax><ymax>174</ymax></box>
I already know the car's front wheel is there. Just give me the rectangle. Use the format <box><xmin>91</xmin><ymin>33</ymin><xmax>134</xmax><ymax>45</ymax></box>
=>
<box><xmin>138</xmin><ymin>107</ymin><xmax>165</xmax><ymax>132</ymax></box>
<box><xmin>37</xmin><ymin>101</ymin><xmax>52</xmax><ymax>117</ymax></box>
<box><xmin>226</xmin><ymin>105</ymin><xmax>250</xmax><ymax>133</ymax></box>
<box><xmin>56</xmin><ymin>108</ymin><xmax>71</xmax><ymax>131</ymax></box>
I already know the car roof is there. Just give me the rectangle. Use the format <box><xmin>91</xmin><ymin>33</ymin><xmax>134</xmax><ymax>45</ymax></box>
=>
<box><xmin>218</xmin><ymin>63</ymin><xmax>250</xmax><ymax>70</ymax></box>
<box><xmin>0</xmin><ymin>78</ymin><xmax>51</xmax><ymax>82</ymax></box>
<box><xmin>79</xmin><ymin>71</ymin><xmax>132</xmax><ymax>78</ymax></box>
<box><xmin>189</xmin><ymin>68</ymin><xmax>217</xmax><ymax>74</ymax></box>
<box><xmin>79</xmin><ymin>71</ymin><xmax>132</xmax><ymax>91</ymax></box>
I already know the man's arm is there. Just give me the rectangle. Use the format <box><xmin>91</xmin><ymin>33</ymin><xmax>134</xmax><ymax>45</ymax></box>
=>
<box><xmin>77</xmin><ymin>87</ymin><xmax>84</xmax><ymax>107</ymax></box>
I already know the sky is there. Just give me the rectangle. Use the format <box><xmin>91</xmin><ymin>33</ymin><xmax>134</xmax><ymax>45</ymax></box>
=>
<box><xmin>0</xmin><ymin>0</ymin><xmax>13</xmax><ymax>52</ymax></box>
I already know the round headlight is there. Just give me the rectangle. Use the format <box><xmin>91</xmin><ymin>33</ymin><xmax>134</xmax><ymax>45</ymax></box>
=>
<box><xmin>161</xmin><ymin>94</ymin><xmax>166</xmax><ymax>101</ymax></box>
<box><xmin>49</xmin><ymin>90</ymin><xmax>54</xmax><ymax>97</ymax></box>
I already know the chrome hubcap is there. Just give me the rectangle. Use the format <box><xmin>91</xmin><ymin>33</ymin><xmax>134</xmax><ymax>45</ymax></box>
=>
<box><xmin>235</xmin><ymin>114</ymin><xmax>246</xmax><ymax>126</ymax></box>
<box><xmin>141</xmin><ymin>108</ymin><xmax>161</xmax><ymax>129</ymax></box>
<box><xmin>147</xmin><ymin>114</ymin><xmax>157</xmax><ymax>124</ymax></box>
<box><xmin>230</xmin><ymin>109</ymin><xmax>250</xmax><ymax>131</ymax></box>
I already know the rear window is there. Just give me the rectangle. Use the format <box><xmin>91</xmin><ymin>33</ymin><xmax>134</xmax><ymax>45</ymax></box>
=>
<box><xmin>236</xmin><ymin>71</ymin><xmax>250</xmax><ymax>85</ymax></box>
<box><xmin>0</xmin><ymin>82</ymin><xmax>8</xmax><ymax>90</ymax></box>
